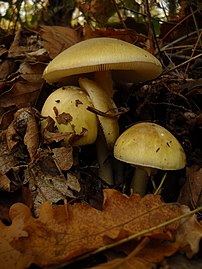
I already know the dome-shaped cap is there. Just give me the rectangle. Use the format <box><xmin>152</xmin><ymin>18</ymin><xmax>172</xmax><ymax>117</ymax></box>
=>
<box><xmin>41</xmin><ymin>86</ymin><xmax>98</xmax><ymax>146</ymax></box>
<box><xmin>114</xmin><ymin>122</ymin><xmax>186</xmax><ymax>170</ymax></box>
<box><xmin>43</xmin><ymin>37</ymin><xmax>163</xmax><ymax>84</ymax></box>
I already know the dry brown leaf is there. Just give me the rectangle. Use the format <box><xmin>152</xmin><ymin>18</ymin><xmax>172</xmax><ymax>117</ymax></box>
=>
<box><xmin>0</xmin><ymin>131</ymin><xmax>18</xmax><ymax>176</ymax></box>
<box><xmin>66</xmin><ymin>172</ymin><xmax>81</xmax><ymax>192</ymax></box>
<box><xmin>41</xmin><ymin>116</ymin><xmax>74</xmax><ymax>144</ymax></box>
<box><xmin>52</xmin><ymin>146</ymin><xmax>73</xmax><ymax>171</ymax></box>
<box><xmin>39</xmin><ymin>25</ymin><xmax>80</xmax><ymax>59</ymax></box>
<box><xmin>0</xmin><ymin>130</ymin><xmax>29</xmax><ymax>192</ymax></box>
<box><xmin>0</xmin><ymin>174</ymin><xmax>11</xmax><ymax>192</ymax></box>
<box><xmin>25</xmin><ymin>148</ymin><xmax>75</xmax><ymax>214</ymax></box>
<box><xmin>0</xmin><ymin>60</ymin><xmax>17</xmax><ymax>80</ymax></box>
<box><xmin>175</xmin><ymin>205</ymin><xmax>202</xmax><ymax>258</ymax></box>
<box><xmin>18</xmin><ymin>62</ymin><xmax>45</xmax><ymax>83</ymax></box>
<box><xmin>6</xmin><ymin>108</ymin><xmax>39</xmax><ymax>161</ymax></box>
<box><xmin>0</xmin><ymin>190</ymin><xmax>182</xmax><ymax>268</ymax></box>
<box><xmin>0</xmin><ymin>80</ymin><xmax>42</xmax><ymax>108</ymax></box>
<box><xmin>178</xmin><ymin>165</ymin><xmax>202</xmax><ymax>208</ymax></box>
<box><xmin>83</xmin><ymin>24</ymin><xmax>146</xmax><ymax>45</ymax></box>
<box><xmin>0</xmin><ymin>109</ymin><xmax>15</xmax><ymax>130</ymax></box>
<box><xmin>8</xmin><ymin>28</ymin><xmax>43</xmax><ymax>58</ymax></box>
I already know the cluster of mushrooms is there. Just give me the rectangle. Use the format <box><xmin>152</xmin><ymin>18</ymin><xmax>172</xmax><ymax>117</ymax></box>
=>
<box><xmin>41</xmin><ymin>37</ymin><xmax>186</xmax><ymax>195</ymax></box>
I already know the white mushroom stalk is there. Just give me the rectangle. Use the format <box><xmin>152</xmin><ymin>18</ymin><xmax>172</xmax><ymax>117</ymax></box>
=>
<box><xmin>79</xmin><ymin>78</ymin><xmax>119</xmax><ymax>185</ymax></box>
<box><xmin>114</xmin><ymin>122</ymin><xmax>187</xmax><ymax>196</ymax></box>
<box><xmin>79</xmin><ymin>78</ymin><xmax>119</xmax><ymax>149</ymax></box>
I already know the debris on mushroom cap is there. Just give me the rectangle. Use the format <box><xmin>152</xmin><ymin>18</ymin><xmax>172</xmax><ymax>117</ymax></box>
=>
<box><xmin>79</xmin><ymin>77</ymin><xmax>119</xmax><ymax>149</ymax></box>
<box><xmin>41</xmin><ymin>86</ymin><xmax>98</xmax><ymax>146</ymax></box>
<box><xmin>114</xmin><ymin>122</ymin><xmax>186</xmax><ymax>170</ymax></box>
<box><xmin>43</xmin><ymin>37</ymin><xmax>163</xmax><ymax>84</ymax></box>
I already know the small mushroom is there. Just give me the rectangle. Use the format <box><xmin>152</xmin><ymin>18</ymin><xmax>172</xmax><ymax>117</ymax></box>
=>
<box><xmin>113</xmin><ymin>122</ymin><xmax>186</xmax><ymax>196</ymax></box>
<box><xmin>41</xmin><ymin>86</ymin><xmax>98</xmax><ymax>146</ymax></box>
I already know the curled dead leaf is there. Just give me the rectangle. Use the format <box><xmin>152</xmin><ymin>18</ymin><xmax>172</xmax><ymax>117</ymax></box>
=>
<box><xmin>6</xmin><ymin>108</ymin><xmax>39</xmax><ymax>161</ymax></box>
<box><xmin>175</xmin><ymin>205</ymin><xmax>202</xmax><ymax>258</ymax></box>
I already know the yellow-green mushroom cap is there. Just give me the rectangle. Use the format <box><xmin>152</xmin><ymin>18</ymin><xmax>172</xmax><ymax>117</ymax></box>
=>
<box><xmin>43</xmin><ymin>37</ymin><xmax>163</xmax><ymax>84</ymax></box>
<box><xmin>114</xmin><ymin>122</ymin><xmax>186</xmax><ymax>170</ymax></box>
<box><xmin>41</xmin><ymin>86</ymin><xmax>98</xmax><ymax>146</ymax></box>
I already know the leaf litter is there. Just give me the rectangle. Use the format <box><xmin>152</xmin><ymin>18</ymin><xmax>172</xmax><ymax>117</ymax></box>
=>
<box><xmin>0</xmin><ymin>189</ymin><xmax>200</xmax><ymax>269</ymax></box>
<box><xmin>0</xmin><ymin>23</ymin><xmax>201</xmax><ymax>269</ymax></box>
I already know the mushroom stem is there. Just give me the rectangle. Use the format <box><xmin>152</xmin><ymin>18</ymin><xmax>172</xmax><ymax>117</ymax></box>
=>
<box><xmin>79</xmin><ymin>78</ymin><xmax>119</xmax><ymax>185</ymax></box>
<box><xmin>94</xmin><ymin>71</ymin><xmax>114</xmax><ymax>98</ymax></box>
<box><xmin>131</xmin><ymin>166</ymin><xmax>152</xmax><ymax>196</ymax></box>
<box><xmin>96</xmin><ymin>128</ymin><xmax>113</xmax><ymax>185</ymax></box>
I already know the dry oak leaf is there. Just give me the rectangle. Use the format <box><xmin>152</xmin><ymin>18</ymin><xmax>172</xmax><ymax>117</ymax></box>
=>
<box><xmin>0</xmin><ymin>190</ymin><xmax>182</xmax><ymax>268</ymax></box>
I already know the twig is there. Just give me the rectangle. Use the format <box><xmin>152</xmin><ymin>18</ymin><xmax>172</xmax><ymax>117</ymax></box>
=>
<box><xmin>111</xmin><ymin>0</ymin><xmax>135</xmax><ymax>43</ymax></box>
<box><xmin>87</xmin><ymin>106</ymin><xmax>129</xmax><ymax>118</ymax></box>
<box><xmin>163</xmin><ymin>53</ymin><xmax>202</xmax><ymax>75</ymax></box>
<box><xmin>161</xmin><ymin>29</ymin><xmax>202</xmax><ymax>51</ymax></box>
<box><xmin>184</xmin><ymin>31</ymin><xmax>202</xmax><ymax>76</ymax></box>
<box><xmin>144</xmin><ymin>0</ymin><xmax>161</xmax><ymax>56</ymax></box>
<box><xmin>59</xmin><ymin>206</ymin><xmax>202</xmax><ymax>267</ymax></box>
<box><xmin>162</xmin><ymin>9</ymin><xmax>198</xmax><ymax>41</ymax></box>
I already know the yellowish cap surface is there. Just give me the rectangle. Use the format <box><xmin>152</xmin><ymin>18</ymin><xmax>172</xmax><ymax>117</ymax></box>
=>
<box><xmin>41</xmin><ymin>86</ymin><xmax>98</xmax><ymax>146</ymax></box>
<box><xmin>43</xmin><ymin>38</ymin><xmax>163</xmax><ymax>84</ymax></box>
<box><xmin>114</xmin><ymin>122</ymin><xmax>186</xmax><ymax>170</ymax></box>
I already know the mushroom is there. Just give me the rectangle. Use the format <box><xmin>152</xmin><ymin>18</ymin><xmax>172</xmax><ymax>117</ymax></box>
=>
<box><xmin>41</xmin><ymin>86</ymin><xmax>98</xmax><ymax>146</ymax></box>
<box><xmin>43</xmin><ymin>37</ymin><xmax>163</xmax><ymax>97</ymax></box>
<box><xmin>113</xmin><ymin>122</ymin><xmax>186</xmax><ymax>196</ymax></box>
<box><xmin>42</xmin><ymin>38</ymin><xmax>163</xmax><ymax>185</ymax></box>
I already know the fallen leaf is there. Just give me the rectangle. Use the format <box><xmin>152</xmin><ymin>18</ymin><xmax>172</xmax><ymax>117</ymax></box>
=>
<box><xmin>174</xmin><ymin>205</ymin><xmax>202</xmax><ymax>258</ymax></box>
<box><xmin>0</xmin><ymin>186</ymin><xmax>33</xmax><ymax>225</ymax></box>
<box><xmin>52</xmin><ymin>146</ymin><xmax>73</xmax><ymax>171</ymax></box>
<box><xmin>0</xmin><ymin>60</ymin><xmax>17</xmax><ymax>80</ymax></box>
<box><xmin>0</xmin><ymin>131</ymin><xmax>18</xmax><ymax>176</ymax></box>
<box><xmin>66</xmin><ymin>172</ymin><xmax>81</xmax><ymax>192</ymax></box>
<box><xmin>0</xmin><ymin>174</ymin><xmax>11</xmax><ymax>192</ymax></box>
<box><xmin>0</xmin><ymin>80</ymin><xmax>42</xmax><ymax>108</ymax></box>
<box><xmin>0</xmin><ymin>190</ymin><xmax>182</xmax><ymax>268</ymax></box>
<box><xmin>83</xmin><ymin>24</ymin><xmax>146</xmax><ymax>45</ymax></box>
<box><xmin>8</xmin><ymin>28</ymin><xmax>43</xmax><ymax>58</ymax></box>
<box><xmin>178</xmin><ymin>165</ymin><xmax>202</xmax><ymax>208</ymax></box>
<box><xmin>6</xmin><ymin>108</ymin><xmax>39</xmax><ymax>161</ymax></box>
<box><xmin>18</xmin><ymin>62</ymin><xmax>45</xmax><ymax>84</ymax></box>
<box><xmin>41</xmin><ymin>116</ymin><xmax>74</xmax><ymax>144</ymax></box>
<box><xmin>39</xmin><ymin>25</ymin><xmax>80</xmax><ymax>59</ymax></box>
<box><xmin>25</xmin><ymin>148</ymin><xmax>75</xmax><ymax>214</ymax></box>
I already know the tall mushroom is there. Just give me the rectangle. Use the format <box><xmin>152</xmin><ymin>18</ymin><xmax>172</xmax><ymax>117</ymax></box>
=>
<box><xmin>114</xmin><ymin>122</ymin><xmax>186</xmax><ymax>196</ymax></box>
<box><xmin>42</xmin><ymin>38</ymin><xmax>163</xmax><ymax>184</ymax></box>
